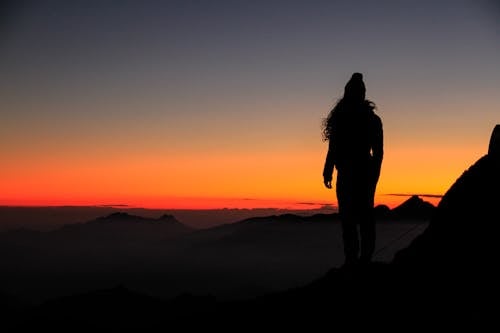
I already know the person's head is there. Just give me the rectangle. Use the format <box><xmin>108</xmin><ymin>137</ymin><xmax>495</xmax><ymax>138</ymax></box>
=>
<box><xmin>343</xmin><ymin>72</ymin><xmax>366</xmax><ymax>102</ymax></box>
<box><xmin>321</xmin><ymin>72</ymin><xmax>374</xmax><ymax>141</ymax></box>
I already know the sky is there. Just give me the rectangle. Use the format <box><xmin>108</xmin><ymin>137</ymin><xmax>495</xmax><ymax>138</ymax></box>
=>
<box><xmin>1</xmin><ymin>0</ymin><xmax>499</xmax><ymax>209</ymax></box>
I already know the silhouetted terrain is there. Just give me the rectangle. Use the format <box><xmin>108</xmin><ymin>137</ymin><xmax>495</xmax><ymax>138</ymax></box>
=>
<box><xmin>55</xmin><ymin>212</ymin><xmax>192</xmax><ymax>242</ymax></box>
<box><xmin>5</xmin><ymin>124</ymin><xmax>498</xmax><ymax>330</ymax></box>
<box><xmin>0</xmin><ymin>206</ymin><xmax>338</xmax><ymax>231</ymax></box>
<box><xmin>0</xmin><ymin>196</ymin><xmax>432</xmax><ymax>319</ymax></box>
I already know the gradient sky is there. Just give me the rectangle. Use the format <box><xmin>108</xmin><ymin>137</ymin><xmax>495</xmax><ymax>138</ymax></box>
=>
<box><xmin>1</xmin><ymin>0</ymin><xmax>499</xmax><ymax>209</ymax></box>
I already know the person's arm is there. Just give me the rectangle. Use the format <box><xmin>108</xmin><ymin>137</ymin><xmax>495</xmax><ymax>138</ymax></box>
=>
<box><xmin>323</xmin><ymin>138</ymin><xmax>336</xmax><ymax>189</ymax></box>
<box><xmin>372</xmin><ymin>115</ymin><xmax>384</xmax><ymax>183</ymax></box>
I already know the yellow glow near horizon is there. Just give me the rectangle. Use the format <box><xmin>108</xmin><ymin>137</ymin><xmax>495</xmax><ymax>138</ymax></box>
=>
<box><xmin>0</xmin><ymin>136</ymin><xmax>486</xmax><ymax>209</ymax></box>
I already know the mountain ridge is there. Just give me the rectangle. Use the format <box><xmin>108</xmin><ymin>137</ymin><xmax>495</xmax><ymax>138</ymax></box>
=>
<box><xmin>236</xmin><ymin>195</ymin><xmax>436</xmax><ymax>225</ymax></box>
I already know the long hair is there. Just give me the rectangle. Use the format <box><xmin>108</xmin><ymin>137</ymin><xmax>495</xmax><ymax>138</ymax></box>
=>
<box><xmin>321</xmin><ymin>98</ymin><xmax>376</xmax><ymax>142</ymax></box>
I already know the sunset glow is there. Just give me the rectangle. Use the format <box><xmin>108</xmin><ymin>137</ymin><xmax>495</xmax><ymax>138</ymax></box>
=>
<box><xmin>1</xmin><ymin>1</ymin><xmax>498</xmax><ymax>210</ymax></box>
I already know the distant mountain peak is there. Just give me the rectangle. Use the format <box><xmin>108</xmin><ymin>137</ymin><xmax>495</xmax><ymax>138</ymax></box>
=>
<box><xmin>390</xmin><ymin>195</ymin><xmax>436</xmax><ymax>219</ymax></box>
<box><xmin>90</xmin><ymin>212</ymin><xmax>185</xmax><ymax>227</ymax></box>
<box><xmin>52</xmin><ymin>211</ymin><xmax>192</xmax><ymax>240</ymax></box>
<box><xmin>402</xmin><ymin>195</ymin><xmax>425</xmax><ymax>206</ymax></box>
<box><xmin>93</xmin><ymin>212</ymin><xmax>146</xmax><ymax>224</ymax></box>
<box><xmin>102</xmin><ymin>212</ymin><xmax>135</xmax><ymax>220</ymax></box>
<box><xmin>159</xmin><ymin>214</ymin><xmax>176</xmax><ymax>221</ymax></box>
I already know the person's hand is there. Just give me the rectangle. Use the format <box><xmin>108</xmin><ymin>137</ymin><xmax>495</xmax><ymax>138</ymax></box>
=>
<box><xmin>324</xmin><ymin>178</ymin><xmax>332</xmax><ymax>189</ymax></box>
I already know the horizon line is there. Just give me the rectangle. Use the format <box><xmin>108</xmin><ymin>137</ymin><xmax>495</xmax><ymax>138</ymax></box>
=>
<box><xmin>0</xmin><ymin>194</ymin><xmax>441</xmax><ymax>210</ymax></box>
<box><xmin>384</xmin><ymin>193</ymin><xmax>444</xmax><ymax>198</ymax></box>
<box><xmin>0</xmin><ymin>204</ymin><xmax>338</xmax><ymax>210</ymax></box>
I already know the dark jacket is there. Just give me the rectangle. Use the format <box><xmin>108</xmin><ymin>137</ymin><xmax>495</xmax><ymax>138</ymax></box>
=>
<box><xmin>323</xmin><ymin>102</ymin><xmax>383</xmax><ymax>182</ymax></box>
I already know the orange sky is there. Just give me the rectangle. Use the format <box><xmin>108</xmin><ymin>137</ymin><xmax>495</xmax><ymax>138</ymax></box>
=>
<box><xmin>0</xmin><ymin>133</ymin><xmax>486</xmax><ymax>209</ymax></box>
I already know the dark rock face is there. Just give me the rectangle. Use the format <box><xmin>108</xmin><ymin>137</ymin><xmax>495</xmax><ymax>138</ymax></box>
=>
<box><xmin>217</xmin><ymin>125</ymin><xmax>499</xmax><ymax>327</ymax></box>
<box><xmin>488</xmin><ymin>124</ymin><xmax>500</xmax><ymax>156</ymax></box>
<box><xmin>394</xmin><ymin>149</ymin><xmax>500</xmax><ymax>272</ymax></box>
<box><xmin>392</xmin><ymin>126</ymin><xmax>500</xmax><ymax>324</ymax></box>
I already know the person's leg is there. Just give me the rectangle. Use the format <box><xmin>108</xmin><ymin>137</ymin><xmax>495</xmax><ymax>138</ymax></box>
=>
<box><xmin>359</xmin><ymin>178</ymin><xmax>377</xmax><ymax>263</ymax></box>
<box><xmin>359</xmin><ymin>214</ymin><xmax>375</xmax><ymax>263</ymax></box>
<box><xmin>337</xmin><ymin>172</ymin><xmax>359</xmax><ymax>265</ymax></box>
<box><xmin>341</xmin><ymin>218</ymin><xmax>359</xmax><ymax>265</ymax></box>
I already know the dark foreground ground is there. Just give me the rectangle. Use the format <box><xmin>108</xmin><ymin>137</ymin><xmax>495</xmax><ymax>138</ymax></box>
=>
<box><xmin>2</xmin><ymin>260</ymin><xmax>492</xmax><ymax>331</ymax></box>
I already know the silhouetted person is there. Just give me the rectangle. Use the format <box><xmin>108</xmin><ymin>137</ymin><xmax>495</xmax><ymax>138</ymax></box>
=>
<box><xmin>322</xmin><ymin>72</ymin><xmax>383</xmax><ymax>266</ymax></box>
